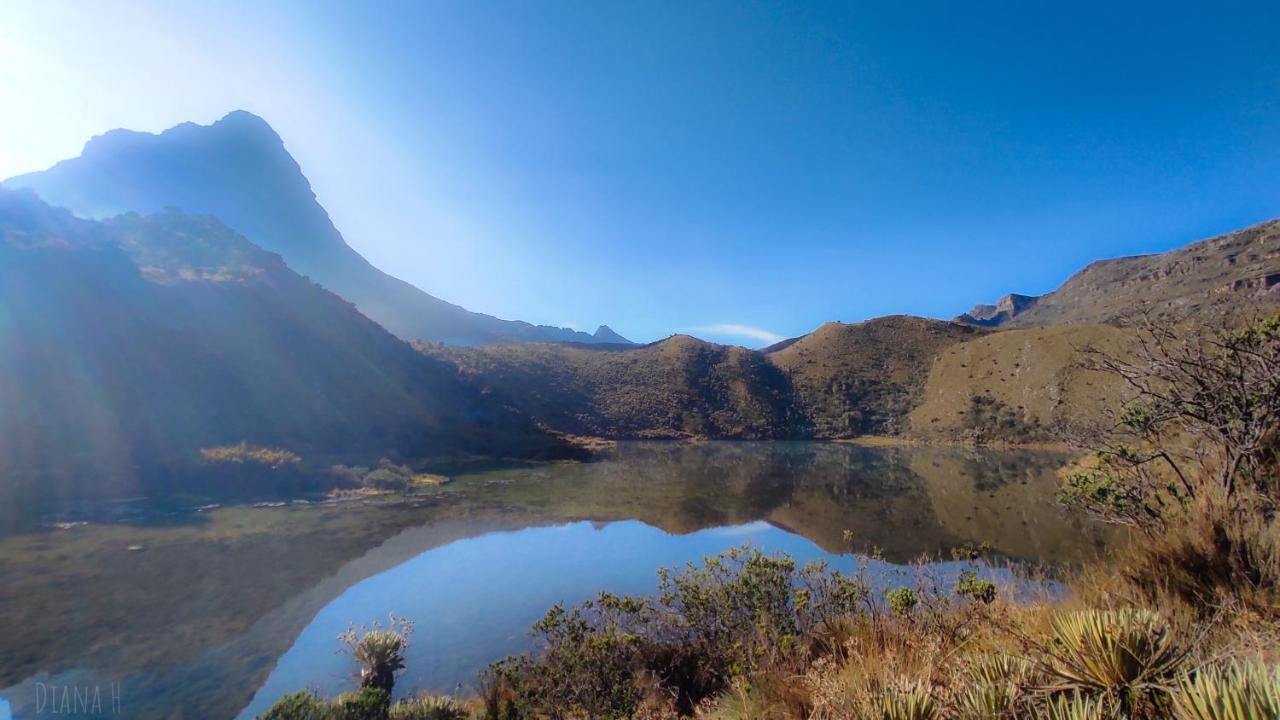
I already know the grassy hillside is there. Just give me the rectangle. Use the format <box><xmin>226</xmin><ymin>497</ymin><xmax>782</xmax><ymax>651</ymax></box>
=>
<box><xmin>419</xmin><ymin>335</ymin><xmax>800</xmax><ymax>439</ymax></box>
<box><xmin>764</xmin><ymin>316</ymin><xmax>984</xmax><ymax>436</ymax></box>
<box><xmin>420</xmin><ymin>317</ymin><xmax>985</xmax><ymax>441</ymax></box>
<box><xmin>908</xmin><ymin>324</ymin><xmax>1132</xmax><ymax>442</ymax></box>
<box><xmin>0</xmin><ymin>190</ymin><xmax>566</xmax><ymax>501</ymax></box>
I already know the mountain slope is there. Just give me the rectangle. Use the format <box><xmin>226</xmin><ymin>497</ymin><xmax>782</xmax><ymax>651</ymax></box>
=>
<box><xmin>908</xmin><ymin>324</ymin><xmax>1132</xmax><ymax>443</ymax></box>
<box><xmin>765</xmin><ymin>316</ymin><xmax>985</xmax><ymax>436</ymax></box>
<box><xmin>418</xmin><ymin>336</ymin><xmax>801</xmax><ymax>439</ymax></box>
<box><xmin>4</xmin><ymin>110</ymin><xmax>628</xmax><ymax>346</ymax></box>
<box><xmin>959</xmin><ymin>219</ymin><xmax>1280</xmax><ymax>328</ymax></box>
<box><xmin>0</xmin><ymin>189</ymin><xmax>567</xmax><ymax>500</ymax></box>
<box><xmin>418</xmin><ymin>316</ymin><xmax>984</xmax><ymax>440</ymax></box>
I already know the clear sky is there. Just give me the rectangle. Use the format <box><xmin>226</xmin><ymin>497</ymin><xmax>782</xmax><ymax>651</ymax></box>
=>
<box><xmin>2</xmin><ymin>2</ymin><xmax>1279</xmax><ymax>346</ymax></box>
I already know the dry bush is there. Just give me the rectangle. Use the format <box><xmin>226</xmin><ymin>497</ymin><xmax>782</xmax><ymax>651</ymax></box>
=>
<box><xmin>200</xmin><ymin>441</ymin><xmax>300</xmax><ymax>467</ymax></box>
<box><xmin>1116</xmin><ymin>493</ymin><xmax>1280</xmax><ymax>620</ymax></box>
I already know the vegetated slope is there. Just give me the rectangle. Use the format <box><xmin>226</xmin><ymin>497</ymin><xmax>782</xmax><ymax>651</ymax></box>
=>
<box><xmin>0</xmin><ymin>189</ymin><xmax>566</xmax><ymax>500</ymax></box>
<box><xmin>418</xmin><ymin>336</ymin><xmax>802</xmax><ymax>439</ymax></box>
<box><xmin>4</xmin><ymin>110</ymin><xmax>628</xmax><ymax>346</ymax></box>
<box><xmin>420</xmin><ymin>317</ymin><xmax>983</xmax><ymax>440</ymax></box>
<box><xmin>764</xmin><ymin>316</ymin><xmax>985</xmax><ymax>436</ymax></box>
<box><xmin>422</xmin><ymin>217</ymin><xmax>1280</xmax><ymax>445</ymax></box>
<box><xmin>958</xmin><ymin>218</ymin><xmax>1280</xmax><ymax>328</ymax></box>
<box><xmin>908</xmin><ymin>324</ymin><xmax>1132</xmax><ymax>443</ymax></box>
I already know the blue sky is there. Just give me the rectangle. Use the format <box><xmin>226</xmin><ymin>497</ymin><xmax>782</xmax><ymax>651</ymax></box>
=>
<box><xmin>2</xmin><ymin>2</ymin><xmax>1279</xmax><ymax>346</ymax></box>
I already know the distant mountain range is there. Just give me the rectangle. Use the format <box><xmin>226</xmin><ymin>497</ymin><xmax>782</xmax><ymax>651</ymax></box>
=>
<box><xmin>0</xmin><ymin>189</ymin><xmax>570</xmax><ymax>500</ymax></box>
<box><xmin>4</xmin><ymin>110</ymin><xmax>1279</xmax><ymax>501</ymax></box>
<box><xmin>4</xmin><ymin>111</ymin><xmax>630</xmax><ymax>347</ymax></box>
<box><xmin>422</xmin><ymin>221</ymin><xmax>1280</xmax><ymax>444</ymax></box>
<box><xmin>421</xmin><ymin>316</ymin><xmax>988</xmax><ymax>440</ymax></box>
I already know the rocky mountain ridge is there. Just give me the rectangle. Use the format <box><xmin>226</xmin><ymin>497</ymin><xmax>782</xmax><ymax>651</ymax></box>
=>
<box><xmin>958</xmin><ymin>219</ymin><xmax>1280</xmax><ymax>328</ymax></box>
<box><xmin>423</xmin><ymin>219</ymin><xmax>1280</xmax><ymax>445</ymax></box>
<box><xmin>4</xmin><ymin>111</ymin><xmax>630</xmax><ymax>347</ymax></box>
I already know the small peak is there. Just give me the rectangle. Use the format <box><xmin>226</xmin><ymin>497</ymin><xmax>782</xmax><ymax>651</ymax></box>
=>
<box><xmin>955</xmin><ymin>293</ymin><xmax>1039</xmax><ymax>327</ymax></box>
<box><xmin>78</xmin><ymin>110</ymin><xmax>283</xmax><ymax>159</ymax></box>
<box><xmin>217</xmin><ymin>109</ymin><xmax>271</xmax><ymax>128</ymax></box>
<box><xmin>592</xmin><ymin>325</ymin><xmax>632</xmax><ymax>344</ymax></box>
<box><xmin>210</xmin><ymin>110</ymin><xmax>282</xmax><ymax>141</ymax></box>
<box><xmin>653</xmin><ymin>333</ymin><xmax>707</xmax><ymax>348</ymax></box>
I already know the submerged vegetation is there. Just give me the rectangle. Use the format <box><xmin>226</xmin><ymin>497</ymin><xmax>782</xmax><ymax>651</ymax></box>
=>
<box><xmin>264</xmin><ymin>316</ymin><xmax>1280</xmax><ymax>719</ymax></box>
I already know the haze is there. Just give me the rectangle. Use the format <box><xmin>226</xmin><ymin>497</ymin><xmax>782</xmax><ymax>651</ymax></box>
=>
<box><xmin>2</xmin><ymin>0</ymin><xmax>1278</xmax><ymax>345</ymax></box>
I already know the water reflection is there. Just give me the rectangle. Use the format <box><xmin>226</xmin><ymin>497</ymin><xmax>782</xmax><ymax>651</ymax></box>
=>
<box><xmin>238</xmin><ymin>520</ymin><xmax>1026</xmax><ymax>719</ymax></box>
<box><xmin>0</xmin><ymin>442</ymin><xmax>1107</xmax><ymax>719</ymax></box>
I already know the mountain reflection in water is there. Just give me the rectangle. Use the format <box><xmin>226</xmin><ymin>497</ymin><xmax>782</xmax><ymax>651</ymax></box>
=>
<box><xmin>0</xmin><ymin>442</ymin><xmax>1109</xmax><ymax>719</ymax></box>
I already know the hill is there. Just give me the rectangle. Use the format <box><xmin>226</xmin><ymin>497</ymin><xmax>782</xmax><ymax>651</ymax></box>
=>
<box><xmin>0</xmin><ymin>189</ymin><xmax>568</xmax><ymax>501</ymax></box>
<box><xmin>419</xmin><ymin>335</ymin><xmax>800</xmax><ymax>439</ymax></box>
<box><xmin>419</xmin><ymin>213</ymin><xmax>1280</xmax><ymax>446</ymax></box>
<box><xmin>4</xmin><ymin>110</ymin><xmax>628</xmax><ymax>346</ymax></box>
<box><xmin>908</xmin><ymin>324</ymin><xmax>1132</xmax><ymax>443</ymax></box>
<box><xmin>959</xmin><ymin>218</ymin><xmax>1280</xmax><ymax>328</ymax></box>
<box><xmin>764</xmin><ymin>316</ymin><xmax>984</xmax><ymax>436</ymax></box>
<box><xmin>418</xmin><ymin>316</ymin><xmax>985</xmax><ymax>440</ymax></box>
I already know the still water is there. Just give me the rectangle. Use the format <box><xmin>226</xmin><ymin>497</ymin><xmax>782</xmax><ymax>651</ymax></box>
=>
<box><xmin>0</xmin><ymin>442</ymin><xmax>1107</xmax><ymax>719</ymax></box>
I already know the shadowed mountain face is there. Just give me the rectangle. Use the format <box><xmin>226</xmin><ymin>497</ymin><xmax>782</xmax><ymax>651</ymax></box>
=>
<box><xmin>419</xmin><ymin>334</ymin><xmax>803</xmax><ymax>439</ymax></box>
<box><xmin>4</xmin><ymin>111</ymin><xmax>629</xmax><ymax>346</ymax></box>
<box><xmin>958</xmin><ymin>219</ymin><xmax>1280</xmax><ymax>328</ymax></box>
<box><xmin>0</xmin><ymin>189</ymin><xmax>568</xmax><ymax>501</ymax></box>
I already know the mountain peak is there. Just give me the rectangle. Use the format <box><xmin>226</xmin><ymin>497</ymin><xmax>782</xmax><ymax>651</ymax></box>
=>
<box><xmin>955</xmin><ymin>293</ymin><xmax>1040</xmax><ymax>327</ymax></box>
<box><xmin>216</xmin><ymin>108</ymin><xmax>273</xmax><ymax>129</ymax></box>
<box><xmin>76</xmin><ymin>110</ymin><xmax>284</xmax><ymax>164</ymax></box>
<box><xmin>5</xmin><ymin>114</ymin><xmax>629</xmax><ymax>347</ymax></box>
<box><xmin>592</xmin><ymin>325</ymin><xmax>632</xmax><ymax>344</ymax></box>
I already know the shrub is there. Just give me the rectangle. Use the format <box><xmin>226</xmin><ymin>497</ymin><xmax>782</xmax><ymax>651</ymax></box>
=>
<box><xmin>1043</xmin><ymin>609</ymin><xmax>1187</xmax><ymax>712</ymax></box>
<box><xmin>1030</xmin><ymin>691</ymin><xmax>1115</xmax><ymax>720</ymax></box>
<box><xmin>955</xmin><ymin>571</ymin><xmax>998</xmax><ymax>604</ymax></box>
<box><xmin>200</xmin><ymin>441</ymin><xmax>301</xmax><ymax>468</ymax></box>
<box><xmin>1066</xmin><ymin>314</ymin><xmax>1280</xmax><ymax>534</ymax></box>
<box><xmin>358</xmin><ymin>459</ymin><xmax>447</xmax><ymax>493</ymax></box>
<box><xmin>339</xmin><ymin>615</ymin><xmax>415</xmax><ymax>695</ymax></box>
<box><xmin>514</xmin><ymin>595</ymin><xmax>653</xmax><ymax>718</ymax></box>
<box><xmin>485</xmin><ymin>547</ymin><xmax>870</xmax><ymax>718</ymax></box>
<box><xmin>886</xmin><ymin>587</ymin><xmax>918</xmax><ymax>616</ymax></box>
<box><xmin>878</xmin><ymin>683</ymin><xmax>938</xmax><ymax>720</ymax></box>
<box><xmin>1171</xmin><ymin>662</ymin><xmax>1280</xmax><ymax>720</ymax></box>
<box><xmin>261</xmin><ymin>691</ymin><xmax>328</xmax><ymax>720</ymax></box>
<box><xmin>952</xmin><ymin>654</ymin><xmax>1036</xmax><ymax>719</ymax></box>
<box><xmin>965</xmin><ymin>653</ymin><xmax>1035</xmax><ymax>687</ymax></box>
<box><xmin>1118</xmin><ymin>494</ymin><xmax>1280</xmax><ymax>619</ymax></box>
<box><xmin>389</xmin><ymin>694</ymin><xmax>468</xmax><ymax>720</ymax></box>
<box><xmin>953</xmin><ymin>681</ymin><xmax>1018</xmax><ymax>720</ymax></box>
<box><xmin>330</xmin><ymin>688</ymin><xmax>391</xmax><ymax>720</ymax></box>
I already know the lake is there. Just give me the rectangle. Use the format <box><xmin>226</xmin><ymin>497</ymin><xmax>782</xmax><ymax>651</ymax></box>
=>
<box><xmin>0</xmin><ymin>442</ymin><xmax>1108</xmax><ymax>719</ymax></box>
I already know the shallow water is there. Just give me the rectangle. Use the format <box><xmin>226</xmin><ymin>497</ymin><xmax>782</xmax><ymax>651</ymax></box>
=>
<box><xmin>0</xmin><ymin>442</ymin><xmax>1106</xmax><ymax>719</ymax></box>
